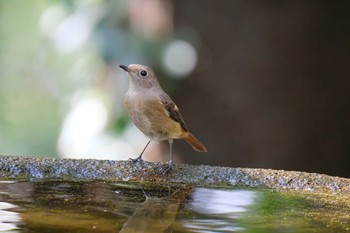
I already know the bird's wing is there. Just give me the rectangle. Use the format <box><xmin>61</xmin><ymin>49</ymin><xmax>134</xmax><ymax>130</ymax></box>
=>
<box><xmin>159</xmin><ymin>93</ymin><xmax>188</xmax><ymax>131</ymax></box>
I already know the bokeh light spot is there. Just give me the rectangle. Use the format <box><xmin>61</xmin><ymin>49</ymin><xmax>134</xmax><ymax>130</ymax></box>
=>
<box><xmin>163</xmin><ymin>40</ymin><xmax>198</xmax><ymax>78</ymax></box>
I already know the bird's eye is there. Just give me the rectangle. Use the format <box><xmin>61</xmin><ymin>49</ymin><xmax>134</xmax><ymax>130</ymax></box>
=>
<box><xmin>140</xmin><ymin>70</ymin><xmax>148</xmax><ymax>77</ymax></box>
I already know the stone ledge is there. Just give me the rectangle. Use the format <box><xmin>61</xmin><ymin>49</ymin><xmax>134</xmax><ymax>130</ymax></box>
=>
<box><xmin>0</xmin><ymin>155</ymin><xmax>349</xmax><ymax>194</ymax></box>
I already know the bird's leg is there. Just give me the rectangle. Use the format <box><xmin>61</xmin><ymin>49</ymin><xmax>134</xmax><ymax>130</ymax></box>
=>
<box><xmin>162</xmin><ymin>140</ymin><xmax>174</xmax><ymax>174</ymax></box>
<box><xmin>130</xmin><ymin>139</ymin><xmax>151</xmax><ymax>163</ymax></box>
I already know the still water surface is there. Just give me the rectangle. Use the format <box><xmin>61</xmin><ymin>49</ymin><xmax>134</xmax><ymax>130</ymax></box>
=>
<box><xmin>0</xmin><ymin>180</ymin><xmax>348</xmax><ymax>232</ymax></box>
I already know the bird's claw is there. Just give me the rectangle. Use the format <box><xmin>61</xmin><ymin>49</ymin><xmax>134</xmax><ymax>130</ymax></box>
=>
<box><xmin>129</xmin><ymin>156</ymin><xmax>143</xmax><ymax>163</ymax></box>
<box><xmin>162</xmin><ymin>161</ymin><xmax>174</xmax><ymax>175</ymax></box>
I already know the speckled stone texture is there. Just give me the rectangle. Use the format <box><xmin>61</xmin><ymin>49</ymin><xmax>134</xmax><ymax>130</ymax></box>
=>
<box><xmin>0</xmin><ymin>155</ymin><xmax>349</xmax><ymax>195</ymax></box>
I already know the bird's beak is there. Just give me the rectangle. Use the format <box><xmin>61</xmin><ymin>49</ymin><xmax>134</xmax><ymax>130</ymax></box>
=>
<box><xmin>119</xmin><ymin>65</ymin><xmax>129</xmax><ymax>72</ymax></box>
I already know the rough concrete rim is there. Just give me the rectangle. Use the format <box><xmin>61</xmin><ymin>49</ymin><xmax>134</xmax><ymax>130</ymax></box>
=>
<box><xmin>0</xmin><ymin>156</ymin><xmax>349</xmax><ymax>195</ymax></box>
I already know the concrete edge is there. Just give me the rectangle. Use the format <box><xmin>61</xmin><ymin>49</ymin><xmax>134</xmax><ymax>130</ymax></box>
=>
<box><xmin>0</xmin><ymin>156</ymin><xmax>349</xmax><ymax>194</ymax></box>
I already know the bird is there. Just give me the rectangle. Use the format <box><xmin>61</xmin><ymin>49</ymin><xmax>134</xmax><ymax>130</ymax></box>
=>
<box><xmin>119</xmin><ymin>64</ymin><xmax>207</xmax><ymax>171</ymax></box>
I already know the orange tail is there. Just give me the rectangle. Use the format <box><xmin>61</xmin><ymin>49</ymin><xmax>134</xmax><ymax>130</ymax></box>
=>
<box><xmin>182</xmin><ymin>132</ymin><xmax>207</xmax><ymax>152</ymax></box>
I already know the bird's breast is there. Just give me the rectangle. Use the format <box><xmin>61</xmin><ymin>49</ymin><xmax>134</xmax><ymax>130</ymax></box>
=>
<box><xmin>124</xmin><ymin>92</ymin><xmax>151</xmax><ymax>131</ymax></box>
<box><xmin>124</xmin><ymin>91</ymin><xmax>183</xmax><ymax>141</ymax></box>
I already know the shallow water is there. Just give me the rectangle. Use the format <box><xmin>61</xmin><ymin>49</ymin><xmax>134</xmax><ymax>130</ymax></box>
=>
<box><xmin>0</xmin><ymin>180</ymin><xmax>348</xmax><ymax>232</ymax></box>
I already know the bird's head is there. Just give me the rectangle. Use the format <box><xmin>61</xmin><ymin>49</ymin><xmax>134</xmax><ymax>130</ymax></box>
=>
<box><xmin>119</xmin><ymin>64</ymin><xmax>160</xmax><ymax>89</ymax></box>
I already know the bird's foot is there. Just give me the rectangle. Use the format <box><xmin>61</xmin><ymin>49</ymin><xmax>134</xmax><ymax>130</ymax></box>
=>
<box><xmin>161</xmin><ymin>161</ymin><xmax>174</xmax><ymax>175</ymax></box>
<box><xmin>129</xmin><ymin>156</ymin><xmax>143</xmax><ymax>163</ymax></box>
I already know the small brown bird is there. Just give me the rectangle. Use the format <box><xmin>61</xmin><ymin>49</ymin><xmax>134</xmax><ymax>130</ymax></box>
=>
<box><xmin>119</xmin><ymin>64</ymin><xmax>207</xmax><ymax>170</ymax></box>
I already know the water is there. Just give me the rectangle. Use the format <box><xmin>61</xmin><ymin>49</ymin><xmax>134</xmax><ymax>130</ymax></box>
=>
<box><xmin>0</xmin><ymin>180</ymin><xmax>348</xmax><ymax>232</ymax></box>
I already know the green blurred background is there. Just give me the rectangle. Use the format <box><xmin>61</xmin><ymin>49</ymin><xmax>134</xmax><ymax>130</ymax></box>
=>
<box><xmin>0</xmin><ymin>0</ymin><xmax>349</xmax><ymax>177</ymax></box>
